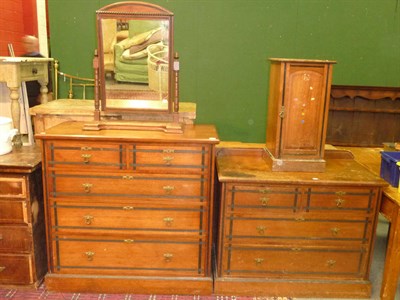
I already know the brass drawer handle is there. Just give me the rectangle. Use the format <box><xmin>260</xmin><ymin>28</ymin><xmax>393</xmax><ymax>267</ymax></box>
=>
<box><xmin>122</xmin><ymin>206</ymin><xmax>134</xmax><ymax>210</ymax></box>
<box><xmin>256</xmin><ymin>225</ymin><xmax>266</xmax><ymax>235</ymax></box>
<box><xmin>163</xmin><ymin>217</ymin><xmax>174</xmax><ymax>226</ymax></box>
<box><xmin>82</xmin><ymin>183</ymin><xmax>93</xmax><ymax>193</ymax></box>
<box><xmin>81</xmin><ymin>147</ymin><xmax>92</xmax><ymax>151</ymax></box>
<box><xmin>163</xmin><ymin>185</ymin><xmax>175</xmax><ymax>194</ymax></box>
<box><xmin>260</xmin><ymin>197</ymin><xmax>269</xmax><ymax>206</ymax></box>
<box><xmin>335</xmin><ymin>191</ymin><xmax>347</xmax><ymax>197</ymax></box>
<box><xmin>122</xmin><ymin>175</ymin><xmax>134</xmax><ymax>180</ymax></box>
<box><xmin>0</xmin><ymin>234</ymin><xmax>2</xmax><ymax>240</ymax></box>
<box><xmin>291</xmin><ymin>247</ymin><xmax>302</xmax><ymax>251</ymax></box>
<box><xmin>81</xmin><ymin>154</ymin><xmax>92</xmax><ymax>164</ymax></box>
<box><xmin>254</xmin><ymin>258</ymin><xmax>264</xmax><ymax>265</ymax></box>
<box><xmin>295</xmin><ymin>216</ymin><xmax>305</xmax><ymax>221</ymax></box>
<box><xmin>331</xmin><ymin>227</ymin><xmax>340</xmax><ymax>236</ymax></box>
<box><xmin>0</xmin><ymin>266</ymin><xmax>5</xmax><ymax>272</ymax></box>
<box><xmin>326</xmin><ymin>259</ymin><xmax>336</xmax><ymax>268</ymax></box>
<box><xmin>335</xmin><ymin>198</ymin><xmax>345</xmax><ymax>208</ymax></box>
<box><xmin>124</xmin><ymin>239</ymin><xmax>134</xmax><ymax>243</ymax></box>
<box><xmin>163</xmin><ymin>253</ymin><xmax>173</xmax><ymax>262</ymax></box>
<box><xmin>85</xmin><ymin>251</ymin><xmax>95</xmax><ymax>261</ymax></box>
<box><xmin>83</xmin><ymin>215</ymin><xmax>94</xmax><ymax>225</ymax></box>
<box><xmin>163</xmin><ymin>156</ymin><xmax>174</xmax><ymax>165</ymax></box>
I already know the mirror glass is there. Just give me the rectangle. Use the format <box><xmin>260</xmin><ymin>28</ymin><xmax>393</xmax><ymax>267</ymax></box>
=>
<box><xmin>97</xmin><ymin>2</ymin><xmax>174</xmax><ymax>113</ymax></box>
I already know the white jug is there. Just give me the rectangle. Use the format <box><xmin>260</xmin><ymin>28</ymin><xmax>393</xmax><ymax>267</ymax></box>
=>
<box><xmin>0</xmin><ymin>116</ymin><xmax>18</xmax><ymax>155</ymax></box>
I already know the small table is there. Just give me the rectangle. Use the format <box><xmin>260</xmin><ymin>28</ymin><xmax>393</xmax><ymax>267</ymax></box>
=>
<box><xmin>0</xmin><ymin>57</ymin><xmax>53</xmax><ymax>132</ymax></box>
<box><xmin>338</xmin><ymin>147</ymin><xmax>400</xmax><ymax>300</ymax></box>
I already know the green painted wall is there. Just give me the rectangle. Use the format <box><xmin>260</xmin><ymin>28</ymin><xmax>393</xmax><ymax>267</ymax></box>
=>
<box><xmin>48</xmin><ymin>0</ymin><xmax>400</xmax><ymax>142</ymax></box>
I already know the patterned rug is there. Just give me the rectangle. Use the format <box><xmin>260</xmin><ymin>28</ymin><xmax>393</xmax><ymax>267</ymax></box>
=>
<box><xmin>0</xmin><ymin>284</ymin><xmax>292</xmax><ymax>300</ymax></box>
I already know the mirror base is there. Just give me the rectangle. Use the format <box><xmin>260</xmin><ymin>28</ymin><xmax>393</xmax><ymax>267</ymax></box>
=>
<box><xmin>82</xmin><ymin>120</ymin><xmax>183</xmax><ymax>134</ymax></box>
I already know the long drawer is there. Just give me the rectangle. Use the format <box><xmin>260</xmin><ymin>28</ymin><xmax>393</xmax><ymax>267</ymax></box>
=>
<box><xmin>0</xmin><ymin>226</ymin><xmax>32</xmax><ymax>252</ymax></box>
<box><xmin>50</xmin><ymin>200</ymin><xmax>207</xmax><ymax>236</ymax></box>
<box><xmin>220</xmin><ymin>245</ymin><xmax>367</xmax><ymax>279</ymax></box>
<box><xmin>0</xmin><ymin>254</ymin><xmax>34</xmax><ymax>285</ymax></box>
<box><xmin>51</xmin><ymin>235</ymin><xmax>207</xmax><ymax>276</ymax></box>
<box><xmin>0</xmin><ymin>176</ymin><xmax>26</xmax><ymax>199</ymax></box>
<box><xmin>222</xmin><ymin>215</ymin><xmax>372</xmax><ymax>246</ymax></box>
<box><xmin>46</xmin><ymin>172</ymin><xmax>208</xmax><ymax>202</ymax></box>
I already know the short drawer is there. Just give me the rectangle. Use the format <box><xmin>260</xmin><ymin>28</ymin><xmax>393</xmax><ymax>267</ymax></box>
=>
<box><xmin>0</xmin><ymin>200</ymin><xmax>29</xmax><ymax>224</ymax></box>
<box><xmin>221</xmin><ymin>245</ymin><xmax>367</xmax><ymax>278</ymax></box>
<box><xmin>0</xmin><ymin>226</ymin><xmax>32</xmax><ymax>252</ymax></box>
<box><xmin>224</xmin><ymin>184</ymin><xmax>300</xmax><ymax>214</ymax></box>
<box><xmin>51</xmin><ymin>235</ymin><xmax>207</xmax><ymax>276</ymax></box>
<box><xmin>0</xmin><ymin>254</ymin><xmax>34</xmax><ymax>285</ymax></box>
<box><xmin>0</xmin><ymin>177</ymin><xmax>26</xmax><ymax>199</ymax></box>
<box><xmin>304</xmin><ymin>187</ymin><xmax>378</xmax><ymax>214</ymax></box>
<box><xmin>47</xmin><ymin>172</ymin><xmax>208</xmax><ymax>201</ymax></box>
<box><xmin>51</xmin><ymin>201</ymin><xmax>207</xmax><ymax>235</ymax></box>
<box><xmin>223</xmin><ymin>216</ymin><xmax>371</xmax><ymax>245</ymax></box>
<box><xmin>45</xmin><ymin>141</ymin><xmax>126</xmax><ymax>170</ymax></box>
<box><xmin>129</xmin><ymin>144</ymin><xmax>211</xmax><ymax>174</ymax></box>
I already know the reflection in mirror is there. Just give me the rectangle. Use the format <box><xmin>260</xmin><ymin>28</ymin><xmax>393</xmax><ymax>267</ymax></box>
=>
<box><xmin>96</xmin><ymin>2</ymin><xmax>177</xmax><ymax>114</ymax></box>
<box><xmin>103</xmin><ymin>19</ymin><xmax>169</xmax><ymax>110</ymax></box>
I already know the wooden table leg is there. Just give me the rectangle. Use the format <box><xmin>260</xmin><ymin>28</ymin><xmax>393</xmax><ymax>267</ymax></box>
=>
<box><xmin>381</xmin><ymin>197</ymin><xmax>400</xmax><ymax>300</ymax></box>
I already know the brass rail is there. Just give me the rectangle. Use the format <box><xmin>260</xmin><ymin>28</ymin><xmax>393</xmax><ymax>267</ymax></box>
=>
<box><xmin>54</xmin><ymin>60</ymin><xmax>95</xmax><ymax>100</ymax></box>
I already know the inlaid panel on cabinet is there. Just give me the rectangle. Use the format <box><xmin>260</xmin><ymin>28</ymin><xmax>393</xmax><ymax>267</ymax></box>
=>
<box><xmin>36</xmin><ymin>121</ymin><xmax>219</xmax><ymax>294</ymax></box>
<box><xmin>215</xmin><ymin>146</ymin><xmax>386</xmax><ymax>298</ymax></box>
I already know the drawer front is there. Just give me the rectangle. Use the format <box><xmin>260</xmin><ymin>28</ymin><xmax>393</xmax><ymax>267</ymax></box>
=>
<box><xmin>0</xmin><ymin>201</ymin><xmax>28</xmax><ymax>224</ymax></box>
<box><xmin>0</xmin><ymin>226</ymin><xmax>32</xmax><ymax>252</ymax></box>
<box><xmin>45</xmin><ymin>141</ymin><xmax>125</xmax><ymax>170</ymax></box>
<box><xmin>304</xmin><ymin>187</ymin><xmax>378</xmax><ymax>215</ymax></box>
<box><xmin>221</xmin><ymin>246</ymin><xmax>366</xmax><ymax>278</ymax></box>
<box><xmin>0</xmin><ymin>176</ymin><xmax>26</xmax><ymax>199</ymax></box>
<box><xmin>47</xmin><ymin>172</ymin><xmax>208</xmax><ymax>202</ymax></box>
<box><xmin>129</xmin><ymin>144</ymin><xmax>211</xmax><ymax>174</ymax></box>
<box><xmin>223</xmin><ymin>216</ymin><xmax>371</xmax><ymax>245</ymax></box>
<box><xmin>51</xmin><ymin>201</ymin><xmax>207</xmax><ymax>235</ymax></box>
<box><xmin>225</xmin><ymin>184</ymin><xmax>301</xmax><ymax>214</ymax></box>
<box><xmin>0</xmin><ymin>254</ymin><xmax>33</xmax><ymax>285</ymax></box>
<box><xmin>52</xmin><ymin>236</ymin><xmax>206</xmax><ymax>276</ymax></box>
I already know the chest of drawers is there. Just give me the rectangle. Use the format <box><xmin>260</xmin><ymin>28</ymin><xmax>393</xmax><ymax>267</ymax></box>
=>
<box><xmin>0</xmin><ymin>146</ymin><xmax>47</xmax><ymax>287</ymax></box>
<box><xmin>36</xmin><ymin>121</ymin><xmax>219</xmax><ymax>294</ymax></box>
<box><xmin>215</xmin><ymin>146</ymin><xmax>386</xmax><ymax>298</ymax></box>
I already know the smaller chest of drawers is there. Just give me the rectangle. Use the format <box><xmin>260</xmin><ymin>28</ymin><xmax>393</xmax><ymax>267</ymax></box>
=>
<box><xmin>215</xmin><ymin>146</ymin><xmax>386</xmax><ymax>298</ymax></box>
<box><xmin>0</xmin><ymin>146</ymin><xmax>47</xmax><ymax>287</ymax></box>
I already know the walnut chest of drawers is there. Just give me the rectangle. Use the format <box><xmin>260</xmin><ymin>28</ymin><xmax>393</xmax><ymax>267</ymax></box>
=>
<box><xmin>35</xmin><ymin>121</ymin><xmax>219</xmax><ymax>294</ymax></box>
<box><xmin>215</xmin><ymin>146</ymin><xmax>386</xmax><ymax>298</ymax></box>
<box><xmin>0</xmin><ymin>146</ymin><xmax>47</xmax><ymax>287</ymax></box>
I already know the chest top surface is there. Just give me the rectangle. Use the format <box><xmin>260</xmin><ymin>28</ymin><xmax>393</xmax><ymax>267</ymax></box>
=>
<box><xmin>35</xmin><ymin>121</ymin><xmax>219</xmax><ymax>144</ymax></box>
<box><xmin>216</xmin><ymin>147</ymin><xmax>387</xmax><ymax>187</ymax></box>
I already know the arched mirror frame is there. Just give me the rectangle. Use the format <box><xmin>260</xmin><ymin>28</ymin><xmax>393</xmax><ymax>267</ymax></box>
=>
<box><xmin>96</xmin><ymin>1</ymin><xmax>177</xmax><ymax>115</ymax></box>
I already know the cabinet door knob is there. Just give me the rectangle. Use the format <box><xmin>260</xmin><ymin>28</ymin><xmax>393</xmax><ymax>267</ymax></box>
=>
<box><xmin>163</xmin><ymin>156</ymin><xmax>174</xmax><ymax>165</ymax></box>
<box><xmin>326</xmin><ymin>259</ymin><xmax>336</xmax><ymax>268</ymax></box>
<box><xmin>335</xmin><ymin>198</ymin><xmax>345</xmax><ymax>208</ymax></box>
<box><xmin>331</xmin><ymin>227</ymin><xmax>340</xmax><ymax>236</ymax></box>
